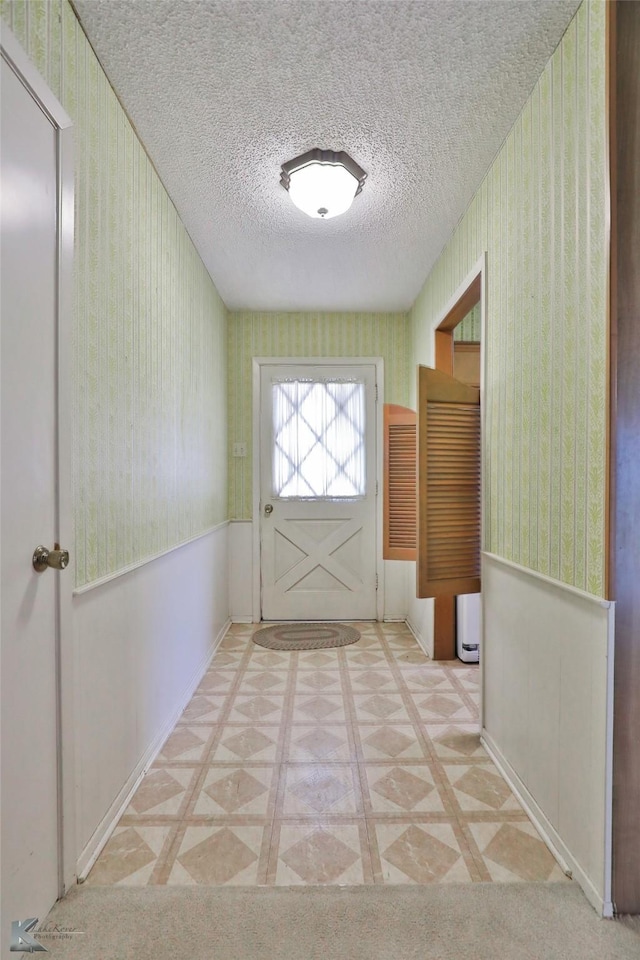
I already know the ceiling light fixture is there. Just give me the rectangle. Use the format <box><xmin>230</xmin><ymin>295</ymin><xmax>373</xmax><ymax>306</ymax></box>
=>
<box><xmin>280</xmin><ymin>148</ymin><xmax>367</xmax><ymax>220</ymax></box>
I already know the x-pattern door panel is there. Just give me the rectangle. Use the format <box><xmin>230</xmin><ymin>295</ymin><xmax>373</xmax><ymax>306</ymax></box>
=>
<box><xmin>260</xmin><ymin>363</ymin><xmax>377</xmax><ymax>621</ymax></box>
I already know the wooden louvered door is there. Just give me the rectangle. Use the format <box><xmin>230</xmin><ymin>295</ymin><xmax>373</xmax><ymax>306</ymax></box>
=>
<box><xmin>383</xmin><ymin>405</ymin><xmax>417</xmax><ymax>560</ymax></box>
<box><xmin>417</xmin><ymin>366</ymin><xmax>481</xmax><ymax>598</ymax></box>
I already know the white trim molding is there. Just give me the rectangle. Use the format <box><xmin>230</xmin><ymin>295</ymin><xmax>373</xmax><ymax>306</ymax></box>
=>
<box><xmin>73</xmin><ymin>520</ymin><xmax>230</xmax><ymax>596</ymax></box>
<box><xmin>482</xmin><ymin>551</ymin><xmax>613</xmax><ymax>609</ymax></box>
<box><xmin>0</xmin><ymin>25</ymin><xmax>72</xmax><ymax>127</ymax></box>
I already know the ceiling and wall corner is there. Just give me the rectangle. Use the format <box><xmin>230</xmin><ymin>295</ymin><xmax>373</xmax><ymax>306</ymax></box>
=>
<box><xmin>72</xmin><ymin>0</ymin><xmax>581</xmax><ymax>313</ymax></box>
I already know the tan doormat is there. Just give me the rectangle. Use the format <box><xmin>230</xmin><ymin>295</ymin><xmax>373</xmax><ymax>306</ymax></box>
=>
<box><xmin>253</xmin><ymin>622</ymin><xmax>360</xmax><ymax>650</ymax></box>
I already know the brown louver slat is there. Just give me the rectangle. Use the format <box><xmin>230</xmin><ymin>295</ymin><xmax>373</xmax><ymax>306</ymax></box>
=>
<box><xmin>383</xmin><ymin>404</ymin><xmax>417</xmax><ymax>561</ymax></box>
<box><xmin>417</xmin><ymin>367</ymin><xmax>481</xmax><ymax>598</ymax></box>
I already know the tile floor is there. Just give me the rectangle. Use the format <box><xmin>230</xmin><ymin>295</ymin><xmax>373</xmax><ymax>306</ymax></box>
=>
<box><xmin>86</xmin><ymin>621</ymin><xmax>567</xmax><ymax>887</ymax></box>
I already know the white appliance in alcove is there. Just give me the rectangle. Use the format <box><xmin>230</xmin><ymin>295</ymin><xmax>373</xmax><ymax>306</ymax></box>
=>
<box><xmin>456</xmin><ymin>593</ymin><xmax>481</xmax><ymax>663</ymax></box>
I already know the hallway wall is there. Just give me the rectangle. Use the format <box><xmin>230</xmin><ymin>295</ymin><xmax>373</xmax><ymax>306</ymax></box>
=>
<box><xmin>411</xmin><ymin>0</ymin><xmax>608</xmax><ymax>597</ymax></box>
<box><xmin>0</xmin><ymin>0</ymin><xmax>231</xmax><ymax>873</ymax></box>
<box><xmin>409</xmin><ymin>0</ymin><xmax>612</xmax><ymax>912</ymax></box>
<box><xmin>0</xmin><ymin>0</ymin><xmax>228</xmax><ymax>585</ymax></box>
<box><xmin>454</xmin><ymin>302</ymin><xmax>481</xmax><ymax>341</ymax></box>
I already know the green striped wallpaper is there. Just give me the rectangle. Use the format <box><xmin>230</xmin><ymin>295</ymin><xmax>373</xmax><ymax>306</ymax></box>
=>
<box><xmin>411</xmin><ymin>0</ymin><xmax>608</xmax><ymax>596</ymax></box>
<box><xmin>1</xmin><ymin>0</ymin><xmax>228</xmax><ymax>586</ymax></box>
<box><xmin>454</xmin><ymin>303</ymin><xmax>481</xmax><ymax>342</ymax></box>
<box><xmin>228</xmin><ymin>312</ymin><xmax>410</xmax><ymax>519</ymax></box>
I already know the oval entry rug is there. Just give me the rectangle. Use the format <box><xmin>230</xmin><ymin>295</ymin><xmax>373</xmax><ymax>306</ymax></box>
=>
<box><xmin>253</xmin><ymin>622</ymin><xmax>360</xmax><ymax>651</ymax></box>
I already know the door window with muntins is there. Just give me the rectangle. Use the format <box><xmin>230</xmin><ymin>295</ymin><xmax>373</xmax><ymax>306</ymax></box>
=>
<box><xmin>272</xmin><ymin>379</ymin><xmax>366</xmax><ymax>498</ymax></box>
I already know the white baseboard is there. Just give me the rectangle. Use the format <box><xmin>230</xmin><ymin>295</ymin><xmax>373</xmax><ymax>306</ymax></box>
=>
<box><xmin>482</xmin><ymin>730</ymin><xmax>612</xmax><ymax>917</ymax></box>
<box><xmin>76</xmin><ymin>618</ymin><xmax>230</xmax><ymax>880</ymax></box>
<box><xmin>406</xmin><ymin>615</ymin><xmax>430</xmax><ymax>658</ymax></box>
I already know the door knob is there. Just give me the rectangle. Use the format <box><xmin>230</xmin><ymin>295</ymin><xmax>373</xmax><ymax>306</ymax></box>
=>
<box><xmin>264</xmin><ymin>503</ymin><xmax>273</xmax><ymax>515</ymax></box>
<box><xmin>32</xmin><ymin>543</ymin><xmax>70</xmax><ymax>572</ymax></box>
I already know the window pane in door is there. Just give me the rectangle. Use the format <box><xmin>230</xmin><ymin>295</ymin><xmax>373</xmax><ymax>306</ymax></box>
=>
<box><xmin>272</xmin><ymin>380</ymin><xmax>366</xmax><ymax>497</ymax></box>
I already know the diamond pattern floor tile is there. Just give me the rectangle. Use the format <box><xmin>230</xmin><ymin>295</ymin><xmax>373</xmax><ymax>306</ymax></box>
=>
<box><xmin>359</xmin><ymin>725</ymin><xmax>425</xmax><ymax>761</ymax></box>
<box><xmin>288</xmin><ymin>726</ymin><xmax>351</xmax><ymax>761</ymax></box>
<box><xmin>180</xmin><ymin>695</ymin><xmax>225</xmax><ymax>723</ymax></box>
<box><xmin>170</xmin><ymin>827</ymin><xmax>263</xmax><ymax>885</ymax></box>
<box><xmin>444</xmin><ymin>763</ymin><xmax>521</xmax><ymax>812</ymax></box>
<box><xmin>194</xmin><ymin>767</ymin><xmax>274</xmax><ymax>815</ymax></box>
<box><xmin>87</xmin><ymin>622</ymin><xmax>566</xmax><ymax>890</ymax></box>
<box><xmin>366</xmin><ymin>765</ymin><xmax>442</xmax><ymax>813</ymax></box>
<box><xmin>293</xmin><ymin>695</ymin><xmax>347</xmax><ymax>722</ymax></box>
<box><xmin>239</xmin><ymin>671</ymin><xmax>286</xmax><ymax>693</ymax></box>
<box><xmin>157</xmin><ymin>726</ymin><xmax>212</xmax><ymax>763</ymax></box>
<box><xmin>349</xmin><ymin>669</ymin><xmax>398</xmax><ymax>692</ymax></box>
<box><xmin>426</xmin><ymin>725</ymin><xmax>487</xmax><ymax>759</ymax></box>
<box><xmin>87</xmin><ymin>827</ymin><xmax>171</xmax><ymax>886</ymax></box>
<box><xmin>126</xmin><ymin>768</ymin><xmax>193</xmax><ymax>816</ymax></box>
<box><xmin>295</xmin><ymin>670</ymin><xmax>342</xmax><ymax>692</ymax></box>
<box><xmin>377</xmin><ymin>824</ymin><xmax>471</xmax><ymax>884</ymax></box>
<box><xmin>212</xmin><ymin>726</ymin><xmax>279</xmax><ymax>762</ymax></box>
<box><xmin>297</xmin><ymin>651</ymin><xmax>341</xmax><ymax>669</ymax></box>
<box><xmin>284</xmin><ymin>766</ymin><xmax>359</xmax><ymax>816</ymax></box>
<box><xmin>354</xmin><ymin>694</ymin><xmax>410</xmax><ymax>722</ymax></box>
<box><xmin>276</xmin><ymin>826</ymin><xmax>363</xmax><ymax>884</ymax></box>
<box><xmin>467</xmin><ymin>822</ymin><xmax>569</xmax><ymax>882</ymax></box>
<box><xmin>228</xmin><ymin>695</ymin><xmax>284</xmax><ymax>723</ymax></box>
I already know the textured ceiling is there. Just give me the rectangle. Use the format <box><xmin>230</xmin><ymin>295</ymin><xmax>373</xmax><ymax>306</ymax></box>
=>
<box><xmin>73</xmin><ymin>0</ymin><xmax>580</xmax><ymax>312</ymax></box>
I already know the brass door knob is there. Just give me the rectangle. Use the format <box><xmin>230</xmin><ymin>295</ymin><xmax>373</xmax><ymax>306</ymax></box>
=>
<box><xmin>264</xmin><ymin>503</ymin><xmax>274</xmax><ymax>515</ymax></box>
<box><xmin>32</xmin><ymin>544</ymin><xmax>70</xmax><ymax>572</ymax></box>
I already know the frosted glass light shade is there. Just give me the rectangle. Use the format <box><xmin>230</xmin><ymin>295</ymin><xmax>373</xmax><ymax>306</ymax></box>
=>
<box><xmin>289</xmin><ymin>162</ymin><xmax>359</xmax><ymax>219</ymax></box>
<box><xmin>281</xmin><ymin>149</ymin><xmax>367</xmax><ymax>220</ymax></box>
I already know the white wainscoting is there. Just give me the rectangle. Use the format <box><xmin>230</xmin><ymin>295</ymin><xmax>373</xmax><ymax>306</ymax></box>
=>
<box><xmin>73</xmin><ymin>523</ymin><xmax>230</xmax><ymax>876</ymax></box>
<box><xmin>383</xmin><ymin>560</ymin><xmax>409</xmax><ymax>621</ymax></box>
<box><xmin>406</xmin><ymin>562</ymin><xmax>434</xmax><ymax>658</ymax></box>
<box><xmin>481</xmin><ymin>553</ymin><xmax>614</xmax><ymax>915</ymax></box>
<box><xmin>229</xmin><ymin>520</ymin><xmax>409</xmax><ymax>622</ymax></box>
<box><xmin>229</xmin><ymin>520</ymin><xmax>254</xmax><ymax>621</ymax></box>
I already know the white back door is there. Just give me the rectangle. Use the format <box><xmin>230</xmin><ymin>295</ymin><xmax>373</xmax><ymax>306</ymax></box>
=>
<box><xmin>260</xmin><ymin>363</ymin><xmax>377</xmax><ymax>621</ymax></box>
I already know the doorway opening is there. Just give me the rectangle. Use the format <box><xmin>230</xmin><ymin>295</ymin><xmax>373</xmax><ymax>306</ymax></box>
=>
<box><xmin>428</xmin><ymin>259</ymin><xmax>485</xmax><ymax>661</ymax></box>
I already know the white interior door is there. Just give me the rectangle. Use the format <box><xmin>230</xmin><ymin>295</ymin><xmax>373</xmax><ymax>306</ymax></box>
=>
<box><xmin>260</xmin><ymin>363</ymin><xmax>378</xmax><ymax>621</ymax></box>
<box><xmin>1</xmin><ymin>50</ymin><xmax>67</xmax><ymax>947</ymax></box>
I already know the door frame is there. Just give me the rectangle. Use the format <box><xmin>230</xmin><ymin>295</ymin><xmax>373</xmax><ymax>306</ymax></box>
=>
<box><xmin>251</xmin><ymin>356</ymin><xmax>385</xmax><ymax>623</ymax></box>
<box><xmin>429</xmin><ymin>253</ymin><xmax>487</xmax><ymax>670</ymax></box>
<box><xmin>1</xmin><ymin>26</ymin><xmax>76</xmax><ymax>895</ymax></box>
<box><xmin>608</xmin><ymin>0</ymin><xmax>640</xmax><ymax>913</ymax></box>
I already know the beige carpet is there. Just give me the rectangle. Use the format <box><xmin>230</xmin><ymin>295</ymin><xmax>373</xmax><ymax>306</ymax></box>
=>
<box><xmin>34</xmin><ymin>882</ymin><xmax>640</xmax><ymax>959</ymax></box>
